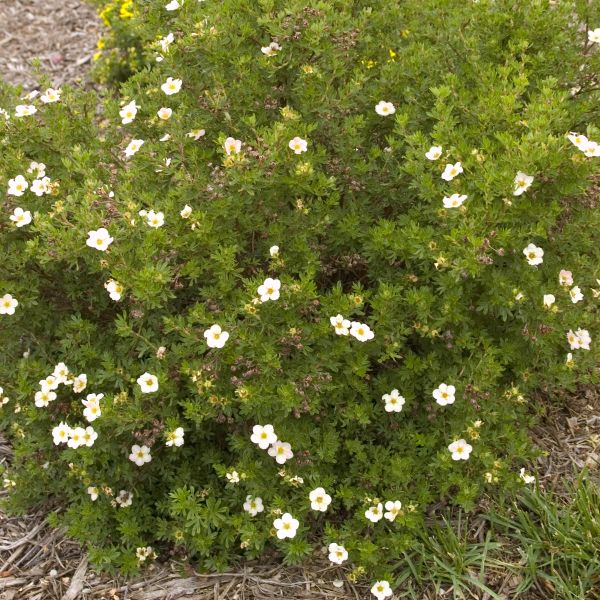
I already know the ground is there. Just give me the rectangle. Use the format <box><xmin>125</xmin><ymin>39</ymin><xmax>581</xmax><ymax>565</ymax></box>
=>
<box><xmin>0</xmin><ymin>2</ymin><xmax>598</xmax><ymax>599</ymax></box>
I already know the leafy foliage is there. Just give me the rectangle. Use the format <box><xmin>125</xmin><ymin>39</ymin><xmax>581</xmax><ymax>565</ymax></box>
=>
<box><xmin>0</xmin><ymin>0</ymin><xmax>599</xmax><ymax>585</ymax></box>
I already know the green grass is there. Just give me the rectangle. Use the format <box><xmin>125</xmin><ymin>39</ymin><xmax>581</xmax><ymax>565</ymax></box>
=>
<box><xmin>393</xmin><ymin>474</ymin><xmax>600</xmax><ymax>599</ymax></box>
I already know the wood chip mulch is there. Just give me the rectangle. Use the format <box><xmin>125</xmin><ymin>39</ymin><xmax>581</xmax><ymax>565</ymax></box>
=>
<box><xmin>0</xmin><ymin>0</ymin><xmax>102</xmax><ymax>90</ymax></box>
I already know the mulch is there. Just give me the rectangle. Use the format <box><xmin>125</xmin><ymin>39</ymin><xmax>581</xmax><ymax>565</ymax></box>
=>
<box><xmin>0</xmin><ymin>0</ymin><xmax>101</xmax><ymax>90</ymax></box>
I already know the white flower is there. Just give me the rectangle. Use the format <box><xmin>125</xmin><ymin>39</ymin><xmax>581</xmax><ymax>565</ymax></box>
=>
<box><xmin>52</xmin><ymin>422</ymin><xmax>71</xmax><ymax>445</ymax></box>
<box><xmin>371</xmin><ymin>580</ymin><xmax>393</xmax><ymax>600</ymax></box>
<box><xmin>567</xmin><ymin>329</ymin><xmax>581</xmax><ymax>350</ymax></box>
<box><xmin>159</xmin><ymin>134</ymin><xmax>171</xmax><ymax>142</ymax></box>
<box><xmin>567</xmin><ymin>132</ymin><xmax>588</xmax><ymax>150</ymax></box>
<box><xmin>349</xmin><ymin>321</ymin><xmax>375</xmax><ymax>342</ymax></box>
<box><xmin>53</xmin><ymin>362</ymin><xmax>70</xmax><ymax>383</ymax></box>
<box><xmin>328</xmin><ymin>543</ymin><xmax>348</xmax><ymax>565</ymax></box>
<box><xmin>448</xmin><ymin>439</ymin><xmax>473</xmax><ymax>461</ymax></box>
<box><xmin>433</xmin><ymin>383</ymin><xmax>456</xmax><ymax>406</ymax></box>
<box><xmin>204</xmin><ymin>324</ymin><xmax>230</xmax><ymax>348</ymax></box>
<box><xmin>268</xmin><ymin>441</ymin><xmax>293</xmax><ymax>464</ymax></box>
<box><xmin>441</xmin><ymin>162</ymin><xmax>463</xmax><ymax>181</ymax></box>
<box><xmin>129</xmin><ymin>444</ymin><xmax>152</xmax><ymax>466</ymax></box>
<box><xmin>269</xmin><ymin>245</ymin><xmax>279</xmax><ymax>257</ymax></box>
<box><xmin>559</xmin><ymin>270</ymin><xmax>573</xmax><ymax>287</ymax></box>
<box><xmin>30</xmin><ymin>177</ymin><xmax>52</xmax><ymax>196</ymax></box>
<box><xmin>365</xmin><ymin>503</ymin><xmax>383</xmax><ymax>523</ymax></box>
<box><xmin>87</xmin><ymin>486</ymin><xmax>99</xmax><ymax>501</ymax></box>
<box><xmin>309</xmin><ymin>487</ymin><xmax>332</xmax><ymax>512</ymax></box>
<box><xmin>165</xmin><ymin>0</ymin><xmax>181</xmax><ymax>10</ymax></box>
<box><xmin>226</xmin><ymin>470</ymin><xmax>240</xmax><ymax>483</ymax></box>
<box><xmin>166</xmin><ymin>427</ymin><xmax>184</xmax><ymax>447</ymax></box>
<box><xmin>136</xmin><ymin>546</ymin><xmax>155</xmax><ymax>562</ymax></box>
<box><xmin>582</xmin><ymin>141</ymin><xmax>600</xmax><ymax>157</ymax></box>
<box><xmin>187</xmin><ymin>128</ymin><xmax>205</xmax><ymax>140</ymax></box>
<box><xmin>119</xmin><ymin>100</ymin><xmax>138</xmax><ymax>124</ymax></box>
<box><xmin>82</xmin><ymin>426</ymin><xmax>98</xmax><ymax>447</ymax></box>
<box><xmin>257</xmin><ymin>277</ymin><xmax>281</xmax><ymax>302</ymax></box>
<box><xmin>40</xmin><ymin>88</ymin><xmax>61</xmax><ymax>104</ymax></box>
<box><xmin>68</xmin><ymin>427</ymin><xmax>86</xmax><ymax>449</ymax></box>
<box><xmin>224</xmin><ymin>136</ymin><xmax>242</xmax><ymax>155</ymax></box>
<box><xmin>375</xmin><ymin>101</ymin><xmax>395</xmax><ymax>116</ymax></box>
<box><xmin>383</xmin><ymin>389</ymin><xmax>405</xmax><ymax>413</ymax></box>
<box><xmin>425</xmin><ymin>145</ymin><xmax>442</xmax><ymax>160</ymax></box>
<box><xmin>384</xmin><ymin>500</ymin><xmax>402</xmax><ymax>521</ymax></box>
<box><xmin>0</xmin><ymin>108</ymin><xmax>10</xmax><ymax>121</ymax></box>
<box><xmin>35</xmin><ymin>390</ymin><xmax>56</xmax><ymax>408</ymax></box>
<box><xmin>566</xmin><ymin>352</ymin><xmax>574</xmax><ymax>366</ymax></box>
<box><xmin>9</xmin><ymin>207</ymin><xmax>32</xmax><ymax>227</ymax></box>
<box><xmin>137</xmin><ymin>372</ymin><xmax>159</xmax><ymax>393</ymax></box>
<box><xmin>0</xmin><ymin>294</ymin><xmax>18</xmax><ymax>315</ymax></box>
<box><xmin>82</xmin><ymin>393</ymin><xmax>103</xmax><ymax>422</ymax></box>
<box><xmin>243</xmin><ymin>495</ymin><xmax>264</xmax><ymax>516</ymax></box>
<box><xmin>158</xmin><ymin>32</ymin><xmax>175</xmax><ymax>53</ymax></box>
<box><xmin>39</xmin><ymin>375</ymin><xmax>59</xmax><ymax>391</ymax></box>
<box><xmin>27</xmin><ymin>162</ymin><xmax>46</xmax><ymax>178</ymax></box>
<box><xmin>116</xmin><ymin>490</ymin><xmax>133</xmax><ymax>507</ymax></box>
<box><xmin>576</xmin><ymin>328</ymin><xmax>591</xmax><ymax>350</ymax></box>
<box><xmin>157</xmin><ymin>107</ymin><xmax>172</xmax><ymax>120</ymax></box>
<box><xmin>251</xmin><ymin>424</ymin><xmax>277</xmax><ymax>449</ymax></box>
<box><xmin>8</xmin><ymin>175</ymin><xmax>28</xmax><ymax>196</ymax></box>
<box><xmin>569</xmin><ymin>286</ymin><xmax>583</xmax><ymax>304</ymax></box>
<box><xmin>523</xmin><ymin>243</ymin><xmax>544</xmax><ymax>266</ymax></box>
<box><xmin>161</xmin><ymin>77</ymin><xmax>182</xmax><ymax>95</ymax></box>
<box><xmin>288</xmin><ymin>137</ymin><xmax>308</xmax><ymax>154</ymax></box>
<box><xmin>104</xmin><ymin>279</ymin><xmax>124</xmax><ymax>301</ymax></box>
<box><xmin>86</xmin><ymin>228</ymin><xmax>114</xmax><ymax>251</ymax></box>
<box><xmin>124</xmin><ymin>139</ymin><xmax>144</xmax><ymax>157</ymax></box>
<box><xmin>330</xmin><ymin>314</ymin><xmax>351</xmax><ymax>336</ymax></box>
<box><xmin>145</xmin><ymin>210</ymin><xmax>165</xmax><ymax>228</ymax></box>
<box><xmin>543</xmin><ymin>294</ymin><xmax>555</xmax><ymax>308</ymax></box>
<box><xmin>273</xmin><ymin>513</ymin><xmax>299</xmax><ymax>539</ymax></box>
<box><xmin>588</xmin><ymin>28</ymin><xmax>600</xmax><ymax>44</ymax></box>
<box><xmin>519</xmin><ymin>468</ymin><xmax>535</xmax><ymax>484</ymax></box>
<box><xmin>73</xmin><ymin>374</ymin><xmax>87</xmax><ymax>393</ymax></box>
<box><xmin>443</xmin><ymin>193</ymin><xmax>467</xmax><ymax>208</ymax></box>
<box><xmin>261</xmin><ymin>42</ymin><xmax>281</xmax><ymax>56</ymax></box>
<box><xmin>180</xmin><ymin>204</ymin><xmax>192</xmax><ymax>218</ymax></box>
<box><xmin>15</xmin><ymin>105</ymin><xmax>37</xmax><ymax>117</ymax></box>
<box><xmin>513</xmin><ymin>172</ymin><xmax>534</xmax><ymax>196</ymax></box>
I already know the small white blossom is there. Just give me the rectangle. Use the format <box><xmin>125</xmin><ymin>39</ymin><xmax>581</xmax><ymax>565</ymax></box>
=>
<box><xmin>448</xmin><ymin>439</ymin><xmax>473</xmax><ymax>461</ymax></box>
<box><xmin>86</xmin><ymin>228</ymin><xmax>114</xmax><ymax>251</ymax></box>
<box><xmin>443</xmin><ymin>193</ymin><xmax>467</xmax><ymax>208</ymax></box>
<box><xmin>40</xmin><ymin>88</ymin><xmax>61</xmax><ymax>104</ymax></box>
<box><xmin>73</xmin><ymin>374</ymin><xmax>87</xmax><ymax>394</ymax></box>
<box><xmin>519</xmin><ymin>468</ymin><xmax>535</xmax><ymax>484</ymax></box>
<box><xmin>145</xmin><ymin>210</ymin><xmax>165</xmax><ymax>228</ymax></box>
<box><xmin>273</xmin><ymin>512</ymin><xmax>299</xmax><ymax>539</ymax></box>
<box><xmin>425</xmin><ymin>145</ymin><xmax>442</xmax><ymax>160</ymax></box>
<box><xmin>187</xmin><ymin>128</ymin><xmax>205</xmax><ymax>140</ymax></box>
<box><xmin>104</xmin><ymin>279</ymin><xmax>124</xmax><ymax>301</ymax></box>
<box><xmin>8</xmin><ymin>175</ymin><xmax>28</xmax><ymax>196</ymax></box>
<box><xmin>137</xmin><ymin>372</ymin><xmax>159</xmax><ymax>393</ymax></box>
<box><xmin>441</xmin><ymin>162</ymin><xmax>463</xmax><ymax>181</ymax></box>
<box><xmin>375</xmin><ymin>101</ymin><xmax>395</xmax><ymax>116</ymax></box>
<box><xmin>261</xmin><ymin>42</ymin><xmax>281</xmax><ymax>56</ymax></box>
<box><xmin>269</xmin><ymin>245</ymin><xmax>279</xmax><ymax>257</ymax></box>
<box><xmin>82</xmin><ymin>393</ymin><xmax>103</xmax><ymax>422</ymax></box>
<box><xmin>288</xmin><ymin>137</ymin><xmax>308</xmax><ymax>154</ymax></box>
<box><xmin>523</xmin><ymin>243</ymin><xmax>544</xmax><ymax>266</ymax></box>
<box><xmin>513</xmin><ymin>172</ymin><xmax>534</xmax><ymax>196</ymax></box>
<box><xmin>268</xmin><ymin>441</ymin><xmax>293</xmax><ymax>464</ymax></box>
<box><xmin>157</xmin><ymin>107</ymin><xmax>173</xmax><ymax>120</ymax></box>
<box><xmin>383</xmin><ymin>389</ymin><xmax>405</xmax><ymax>413</ymax></box>
<box><xmin>243</xmin><ymin>495</ymin><xmax>264</xmax><ymax>516</ymax></box>
<box><xmin>330</xmin><ymin>314</ymin><xmax>351</xmax><ymax>336</ymax></box>
<box><xmin>567</xmin><ymin>132</ymin><xmax>588</xmax><ymax>150</ymax></box>
<box><xmin>68</xmin><ymin>427</ymin><xmax>86</xmax><ymax>449</ymax></box>
<box><xmin>543</xmin><ymin>294</ymin><xmax>555</xmax><ymax>308</ymax></box>
<box><xmin>30</xmin><ymin>177</ymin><xmax>52</xmax><ymax>196</ymax></box>
<box><xmin>569</xmin><ymin>286</ymin><xmax>583</xmax><ymax>304</ymax></box>
<box><xmin>588</xmin><ymin>28</ymin><xmax>600</xmax><ymax>44</ymax></box>
<box><xmin>0</xmin><ymin>294</ymin><xmax>18</xmax><ymax>315</ymax></box>
<box><xmin>119</xmin><ymin>100</ymin><xmax>138</xmax><ymax>124</ymax></box>
<box><xmin>328</xmin><ymin>543</ymin><xmax>348</xmax><ymax>564</ymax></box>
<box><xmin>9</xmin><ymin>207</ymin><xmax>32</xmax><ymax>227</ymax></box>
<box><xmin>226</xmin><ymin>470</ymin><xmax>240</xmax><ymax>483</ymax></box>
<box><xmin>309</xmin><ymin>487</ymin><xmax>332</xmax><ymax>512</ymax></box>
<box><xmin>166</xmin><ymin>427</ymin><xmax>184</xmax><ymax>447</ymax></box>
<box><xmin>180</xmin><ymin>204</ymin><xmax>192</xmax><ymax>218</ymax></box>
<box><xmin>165</xmin><ymin>0</ymin><xmax>181</xmax><ymax>10</ymax></box>
<box><xmin>224</xmin><ymin>136</ymin><xmax>242</xmax><ymax>155</ymax></box>
<box><xmin>559</xmin><ymin>270</ymin><xmax>574</xmax><ymax>287</ymax></box>
<box><xmin>251</xmin><ymin>424</ymin><xmax>277</xmax><ymax>449</ymax></box>
<box><xmin>257</xmin><ymin>277</ymin><xmax>281</xmax><ymax>302</ymax></box>
<box><xmin>371</xmin><ymin>581</ymin><xmax>393</xmax><ymax>600</ymax></box>
<box><xmin>433</xmin><ymin>383</ymin><xmax>456</xmax><ymax>406</ymax></box>
<box><xmin>384</xmin><ymin>500</ymin><xmax>402</xmax><ymax>522</ymax></box>
<box><xmin>350</xmin><ymin>321</ymin><xmax>375</xmax><ymax>342</ymax></box>
<box><xmin>35</xmin><ymin>390</ymin><xmax>56</xmax><ymax>408</ymax></box>
<box><xmin>87</xmin><ymin>486</ymin><xmax>99</xmax><ymax>501</ymax></box>
<box><xmin>204</xmin><ymin>324</ymin><xmax>229</xmax><ymax>348</ymax></box>
<box><xmin>82</xmin><ymin>426</ymin><xmax>98</xmax><ymax>447</ymax></box>
<box><xmin>15</xmin><ymin>105</ymin><xmax>37</xmax><ymax>117</ymax></box>
<box><xmin>161</xmin><ymin>77</ymin><xmax>182</xmax><ymax>95</ymax></box>
<box><xmin>129</xmin><ymin>444</ymin><xmax>152</xmax><ymax>466</ymax></box>
<box><xmin>27</xmin><ymin>162</ymin><xmax>46</xmax><ymax>177</ymax></box>
<box><xmin>116</xmin><ymin>490</ymin><xmax>133</xmax><ymax>507</ymax></box>
<box><xmin>365</xmin><ymin>503</ymin><xmax>383</xmax><ymax>523</ymax></box>
<box><xmin>582</xmin><ymin>141</ymin><xmax>600</xmax><ymax>157</ymax></box>
<box><xmin>124</xmin><ymin>139</ymin><xmax>144</xmax><ymax>157</ymax></box>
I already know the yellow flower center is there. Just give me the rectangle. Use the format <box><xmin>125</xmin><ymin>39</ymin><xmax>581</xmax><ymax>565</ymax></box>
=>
<box><xmin>528</xmin><ymin>252</ymin><xmax>536</xmax><ymax>259</ymax></box>
<box><xmin>357</xmin><ymin>328</ymin><xmax>364</xmax><ymax>336</ymax></box>
<box><xmin>146</xmin><ymin>378</ymin><xmax>154</xmax><ymax>386</ymax></box>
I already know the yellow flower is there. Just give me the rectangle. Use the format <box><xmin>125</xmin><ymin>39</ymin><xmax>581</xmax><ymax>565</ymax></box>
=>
<box><xmin>119</xmin><ymin>0</ymin><xmax>134</xmax><ymax>19</ymax></box>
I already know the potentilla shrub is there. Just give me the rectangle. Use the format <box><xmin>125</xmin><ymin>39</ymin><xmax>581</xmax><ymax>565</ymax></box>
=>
<box><xmin>1</xmin><ymin>0</ymin><xmax>600</xmax><ymax>590</ymax></box>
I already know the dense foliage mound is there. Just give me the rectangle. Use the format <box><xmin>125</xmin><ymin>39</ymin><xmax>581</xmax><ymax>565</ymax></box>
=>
<box><xmin>0</xmin><ymin>0</ymin><xmax>599</xmax><ymax>590</ymax></box>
